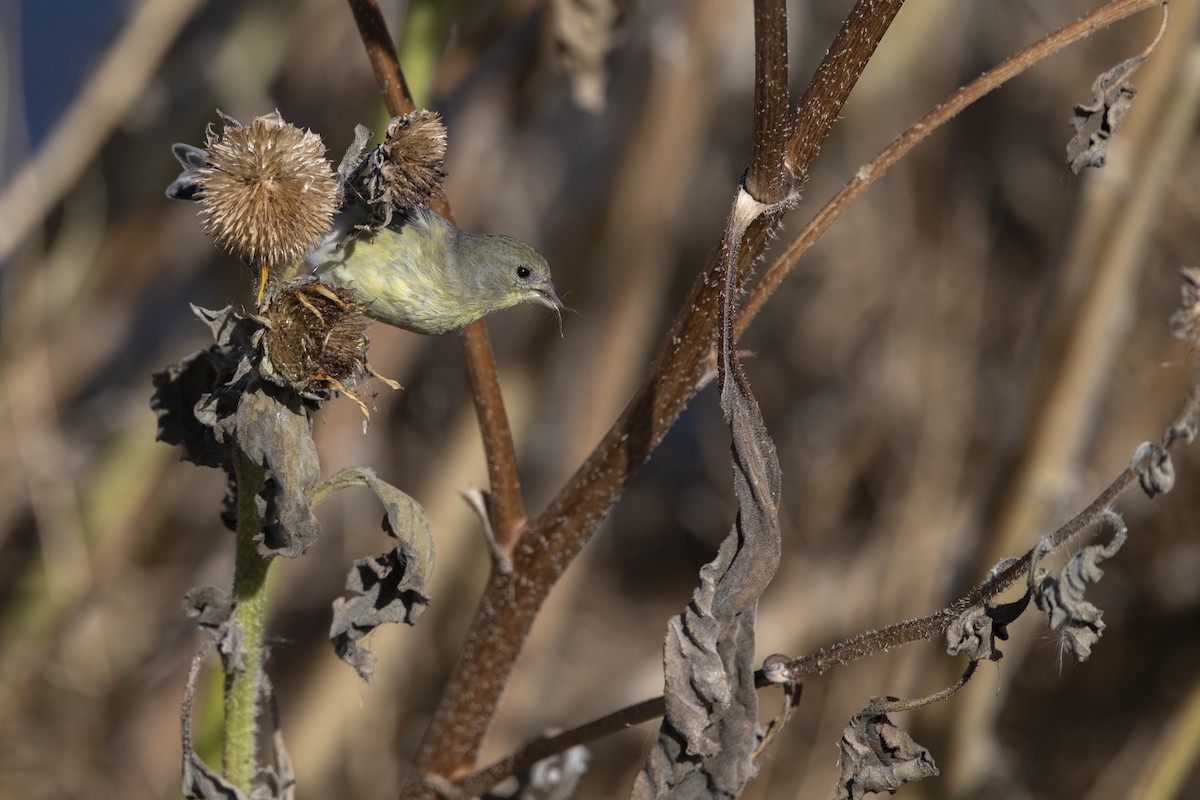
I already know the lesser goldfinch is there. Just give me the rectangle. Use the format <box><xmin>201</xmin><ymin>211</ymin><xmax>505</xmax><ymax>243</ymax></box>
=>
<box><xmin>167</xmin><ymin>125</ymin><xmax>562</xmax><ymax>334</ymax></box>
<box><xmin>305</xmin><ymin>207</ymin><xmax>561</xmax><ymax>335</ymax></box>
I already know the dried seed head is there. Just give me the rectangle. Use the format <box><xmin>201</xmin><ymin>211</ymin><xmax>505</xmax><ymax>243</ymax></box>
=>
<box><xmin>261</xmin><ymin>276</ymin><xmax>371</xmax><ymax>394</ymax></box>
<box><xmin>1170</xmin><ymin>267</ymin><xmax>1200</xmax><ymax>348</ymax></box>
<box><xmin>196</xmin><ymin>111</ymin><xmax>339</xmax><ymax>268</ymax></box>
<box><xmin>354</xmin><ymin>110</ymin><xmax>447</xmax><ymax>230</ymax></box>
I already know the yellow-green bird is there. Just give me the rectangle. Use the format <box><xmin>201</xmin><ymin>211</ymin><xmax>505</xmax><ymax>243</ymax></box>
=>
<box><xmin>305</xmin><ymin>207</ymin><xmax>562</xmax><ymax>335</ymax></box>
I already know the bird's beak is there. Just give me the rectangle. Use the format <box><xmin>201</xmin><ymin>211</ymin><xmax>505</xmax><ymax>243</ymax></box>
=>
<box><xmin>531</xmin><ymin>281</ymin><xmax>563</xmax><ymax>311</ymax></box>
<box><xmin>531</xmin><ymin>280</ymin><xmax>565</xmax><ymax>336</ymax></box>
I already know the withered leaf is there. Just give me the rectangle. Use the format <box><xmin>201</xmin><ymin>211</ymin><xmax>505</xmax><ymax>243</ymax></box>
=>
<box><xmin>229</xmin><ymin>386</ymin><xmax>322</xmax><ymax>559</ymax></box>
<box><xmin>154</xmin><ymin>306</ymin><xmax>324</xmax><ymax>558</ymax></box>
<box><xmin>945</xmin><ymin>590</ymin><xmax>1030</xmax><ymax>662</ymax></box>
<box><xmin>834</xmin><ymin>712</ymin><xmax>939</xmax><ymax>800</ymax></box>
<box><xmin>1066</xmin><ymin>55</ymin><xmax>1145</xmax><ymax>173</ymax></box>
<box><xmin>518</xmin><ymin>743</ymin><xmax>591</xmax><ymax>800</ymax></box>
<box><xmin>1133</xmin><ymin>441</ymin><xmax>1175</xmax><ymax>498</ymax></box>
<box><xmin>182</xmin><ymin>585</ymin><xmax>234</xmax><ymax>629</ymax></box>
<box><xmin>152</xmin><ymin>346</ymin><xmax>239</xmax><ymax>470</ymax></box>
<box><xmin>1032</xmin><ymin>515</ymin><xmax>1127</xmax><ymax>662</ymax></box>
<box><xmin>321</xmin><ymin>468</ymin><xmax>435</xmax><ymax>682</ymax></box>
<box><xmin>632</xmin><ymin>195</ymin><xmax>782</xmax><ymax>798</ymax></box>
<box><xmin>165</xmin><ymin>142</ymin><xmax>209</xmax><ymax>201</ymax></box>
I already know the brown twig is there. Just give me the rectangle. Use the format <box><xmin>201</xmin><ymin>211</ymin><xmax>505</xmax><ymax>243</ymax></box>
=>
<box><xmin>456</xmin><ymin>695</ymin><xmax>668</xmax><ymax>797</ymax></box>
<box><xmin>347</xmin><ymin>0</ymin><xmax>414</xmax><ymax>117</ymax></box>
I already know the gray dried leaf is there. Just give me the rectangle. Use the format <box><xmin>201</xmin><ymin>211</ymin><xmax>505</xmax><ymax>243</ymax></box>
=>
<box><xmin>254</xmin><ymin>677</ymin><xmax>296</xmax><ymax>800</ymax></box>
<box><xmin>166</xmin><ymin>142</ymin><xmax>210</xmax><ymax>201</ymax></box>
<box><xmin>232</xmin><ymin>388</ymin><xmax>322</xmax><ymax>559</ymax></box>
<box><xmin>152</xmin><ymin>347</ymin><xmax>238</xmax><ymax>470</ymax></box>
<box><xmin>153</xmin><ymin>305</ymin><xmax>325</xmax><ymax>558</ymax></box>
<box><xmin>1133</xmin><ymin>441</ymin><xmax>1175</xmax><ymax>498</ymax></box>
<box><xmin>335</xmin><ymin>124</ymin><xmax>373</xmax><ymax>191</ymax></box>
<box><xmin>945</xmin><ymin>605</ymin><xmax>996</xmax><ymax>661</ymax></box>
<box><xmin>1169</xmin><ymin>267</ymin><xmax>1200</xmax><ymax>347</ymax></box>
<box><xmin>945</xmin><ymin>591</ymin><xmax>1030</xmax><ymax>662</ymax></box>
<box><xmin>323</xmin><ymin>467</ymin><xmax>435</xmax><ymax>682</ymax></box>
<box><xmin>834</xmin><ymin>711</ymin><xmax>938</xmax><ymax>800</ymax></box>
<box><xmin>632</xmin><ymin>226</ymin><xmax>782</xmax><ymax>797</ymax></box>
<box><xmin>1032</xmin><ymin>515</ymin><xmax>1127</xmax><ymax>661</ymax></box>
<box><xmin>1066</xmin><ymin>55</ymin><xmax>1145</xmax><ymax>173</ymax></box>
<box><xmin>182</xmin><ymin>585</ymin><xmax>234</xmax><ymax>629</ymax></box>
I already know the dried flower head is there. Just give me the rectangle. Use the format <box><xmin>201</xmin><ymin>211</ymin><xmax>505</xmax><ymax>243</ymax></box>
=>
<box><xmin>261</xmin><ymin>277</ymin><xmax>371</xmax><ymax>396</ymax></box>
<box><xmin>1170</xmin><ymin>267</ymin><xmax>1200</xmax><ymax>348</ymax></box>
<box><xmin>353</xmin><ymin>110</ymin><xmax>447</xmax><ymax>230</ymax></box>
<box><xmin>196</xmin><ymin>112</ymin><xmax>339</xmax><ymax>268</ymax></box>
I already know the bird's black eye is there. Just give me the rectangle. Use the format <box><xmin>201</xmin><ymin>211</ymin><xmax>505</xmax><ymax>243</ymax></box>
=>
<box><xmin>516</xmin><ymin>265</ymin><xmax>531</xmax><ymax>280</ymax></box>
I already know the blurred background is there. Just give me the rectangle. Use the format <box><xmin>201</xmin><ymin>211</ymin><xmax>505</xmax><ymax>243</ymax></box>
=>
<box><xmin>2</xmin><ymin>0</ymin><xmax>1200</xmax><ymax>798</ymax></box>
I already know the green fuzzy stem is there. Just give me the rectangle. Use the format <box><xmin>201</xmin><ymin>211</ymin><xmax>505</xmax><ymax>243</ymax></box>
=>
<box><xmin>224</xmin><ymin>450</ymin><xmax>274</xmax><ymax>791</ymax></box>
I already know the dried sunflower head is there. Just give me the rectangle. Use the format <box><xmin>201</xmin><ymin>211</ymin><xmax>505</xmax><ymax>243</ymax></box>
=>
<box><xmin>351</xmin><ymin>110</ymin><xmax>448</xmax><ymax>231</ymax></box>
<box><xmin>260</xmin><ymin>276</ymin><xmax>372</xmax><ymax>396</ymax></box>
<box><xmin>193</xmin><ymin>111</ymin><xmax>339</xmax><ymax>270</ymax></box>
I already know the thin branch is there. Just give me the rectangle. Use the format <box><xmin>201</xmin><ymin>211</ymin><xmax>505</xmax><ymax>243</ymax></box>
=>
<box><xmin>736</xmin><ymin>0</ymin><xmax>1168</xmax><ymax>339</ymax></box>
<box><xmin>456</xmin><ymin>696</ymin><xmax>668</xmax><ymax>797</ymax></box>
<box><xmin>459</xmin><ymin>324</ymin><xmax>528</xmax><ymax>548</ymax></box>
<box><xmin>346</xmin><ymin>0</ymin><xmax>414</xmax><ymax>116</ymax></box>
<box><xmin>745</xmin><ymin>360</ymin><xmax>1200</xmax><ymax>682</ymax></box>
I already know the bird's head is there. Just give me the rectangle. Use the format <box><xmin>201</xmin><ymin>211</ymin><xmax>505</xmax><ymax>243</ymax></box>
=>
<box><xmin>460</xmin><ymin>233</ymin><xmax>563</xmax><ymax>324</ymax></box>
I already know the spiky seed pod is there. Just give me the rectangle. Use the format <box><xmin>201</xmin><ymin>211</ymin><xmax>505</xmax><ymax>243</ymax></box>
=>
<box><xmin>195</xmin><ymin>112</ymin><xmax>339</xmax><ymax>268</ymax></box>
<box><xmin>261</xmin><ymin>277</ymin><xmax>371</xmax><ymax>395</ymax></box>
<box><xmin>355</xmin><ymin>110</ymin><xmax>447</xmax><ymax>230</ymax></box>
<box><xmin>1170</xmin><ymin>267</ymin><xmax>1200</xmax><ymax>348</ymax></box>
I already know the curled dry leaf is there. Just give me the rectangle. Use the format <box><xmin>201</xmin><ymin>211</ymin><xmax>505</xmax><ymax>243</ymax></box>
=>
<box><xmin>632</xmin><ymin>190</ymin><xmax>782</xmax><ymax>799</ymax></box>
<box><xmin>1066</xmin><ymin>54</ymin><xmax>1146</xmax><ymax>173</ymax></box>
<box><xmin>945</xmin><ymin>590</ymin><xmax>1030</xmax><ymax>662</ymax></box>
<box><xmin>517</xmin><ymin>742</ymin><xmax>591</xmax><ymax>800</ymax></box>
<box><xmin>152</xmin><ymin>303</ymin><xmax>391</xmax><ymax>559</ymax></box>
<box><xmin>320</xmin><ymin>467</ymin><xmax>435</xmax><ymax>682</ymax></box>
<box><xmin>1132</xmin><ymin>441</ymin><xmax>1175</xmax><ymax>498</ymax></box>
<box><xmin>1032</xmin><ymin>514</ymin><xmax>1128</xmax><ymax>662</ymax></box>
<box><xmin>181</xmin><ymin>585</ymin><xmax>234</xmax><ymax>629</ymax></box>
<box><xmin>834</xmin><ymin>711</ymin><xmax>938</xmax><ymax>800</ymax></box>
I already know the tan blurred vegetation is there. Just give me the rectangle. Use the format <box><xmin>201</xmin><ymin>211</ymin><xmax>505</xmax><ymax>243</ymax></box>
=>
<box><xmin>2</xmin><ymin>0</ymin><xmax>1200</xmax><ymax>798</ymax></box>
